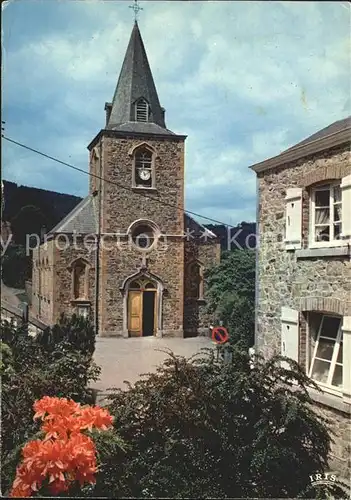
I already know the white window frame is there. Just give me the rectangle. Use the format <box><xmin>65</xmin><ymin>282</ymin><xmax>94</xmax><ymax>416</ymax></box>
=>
<box><xmin>309</xmin><ymin>181</ymin><xmax>344</xmax><ymax>248</ymax></box>
<box><xmin>308</xmin><ymin>313</ymin><xmax>343</xmax><ymax>396</ymax></box>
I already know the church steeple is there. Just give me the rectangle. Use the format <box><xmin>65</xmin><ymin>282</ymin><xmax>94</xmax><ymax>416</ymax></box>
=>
<box><xmin>106</xmin><ymin>21</ymin><xmax>168</xmax><ymax>133</ymax></box>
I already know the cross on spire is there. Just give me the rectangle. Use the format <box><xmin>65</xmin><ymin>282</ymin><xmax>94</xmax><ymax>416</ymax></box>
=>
<box><xmin>129</xmin><ymin>0</ymin><xmax>143</xmax><ymax>22</ymax></box>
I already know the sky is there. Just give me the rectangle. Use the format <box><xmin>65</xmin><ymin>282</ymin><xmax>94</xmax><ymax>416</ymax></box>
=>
<box><xmin>2</xmin><ymin>0</ymin><xmax>350</xmax><ymax>227</ymax></box>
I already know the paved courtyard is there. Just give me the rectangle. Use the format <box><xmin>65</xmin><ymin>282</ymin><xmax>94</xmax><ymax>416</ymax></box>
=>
<box><xmin>90</xmin><ymin>336</ymin><xmax>214</xmax><ymax>402</ymax></box>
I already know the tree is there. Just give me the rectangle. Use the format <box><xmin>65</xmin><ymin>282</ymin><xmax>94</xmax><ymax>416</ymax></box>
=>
<box><xmin>1</xmin><ymin>244</ymin><xmax>31</xmax><ymax>288</ymax></box>
<box><xmin>10</xmin><ymin>204</ymin><xmax>48</xmax><ymax>246</ymax></box>
<box><xmin>206</xmin><ymin>250</ymin><xmax>255</xmax><ymax>348</ymax></box>
<box><xmin>99</xmin><ymin>347</ymin><xmax>337</xmax><ymax>499</ymax></box>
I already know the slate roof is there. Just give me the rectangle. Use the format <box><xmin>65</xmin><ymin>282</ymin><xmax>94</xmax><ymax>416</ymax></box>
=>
<box><xmin>285</xmin><ymin>116</ymin><xmax>351</xmax><ymax>152</ymax></box>
<box><xmin>109</xmin><ymin>121</ymin><xmax>175</xmax><ymax>136</ymax></box>
<box><xmin>49</xmin><ymin>196</ymin><xmax>215</xmax><ymax>241</ymax></box>
<box><xmin>184</xmin><ymin>213</ymin><xmax>217</xmax><ymax>239</ymax></box>
<box><xmin>49</xmin><ymin>195</ymin><xmax>98</xmax><ymax>234</ymax></box>
<box><xmin>107</xmin><ymin>21</ymin><xmax>170</xmax><ymax>134</ymax></box>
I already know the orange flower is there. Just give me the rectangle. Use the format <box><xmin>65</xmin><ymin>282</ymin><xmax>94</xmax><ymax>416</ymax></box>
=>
<box><xmin>77</xmin><ymin>406</ymin><xmax>114</xmax><ymax>431</ymax></box>
<box><xmin>10</xmin><ymin>397</ymin><xmax>114</xmax><ymax>498</ymax></box>
<box><xmin>33</xmin><ymin>396</ymin><xmax>79</xmax><ymax>421</ymax></box>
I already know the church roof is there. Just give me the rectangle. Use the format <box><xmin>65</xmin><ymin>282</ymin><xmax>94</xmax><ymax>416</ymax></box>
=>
<box><xmin>184</xmin><ymin>214</ymin><xmax>217</xmax><ymax>239</ymax></box>
<box><xmin>49</xmin><ymin>195</ymin><xmax>98</xmax><ymax>234</ymax></box>
<box><xmin>49</xmin><ymin>194</ymin><xmax>216</xmax><ymax>241</ymax></box>
<box><xmin>107</xmin><ymin>21</ymin><xmax>169</xmax><ymax>133</ymax></box>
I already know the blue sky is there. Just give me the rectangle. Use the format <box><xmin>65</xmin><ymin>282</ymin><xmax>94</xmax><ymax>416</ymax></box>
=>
<box><xmin>2</xmin><ymin>0</ymin><xmax>350</xmax><ymax>226</ymax></box>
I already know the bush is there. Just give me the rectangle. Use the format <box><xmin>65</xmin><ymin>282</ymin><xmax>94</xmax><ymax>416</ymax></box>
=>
<box><xmin>100</xmin><ymin>346</ymin><xmax>333</xmax><ymax>499</ymax></box>
<box><xmin>36</xmin><ymin>313</ymin><xmax>96</xmax><ymax>357</ymax></box>
<box><xmin>1</xmin><ymin>316</ymin><xmax>100</xmax><ymax>493</ymax></box>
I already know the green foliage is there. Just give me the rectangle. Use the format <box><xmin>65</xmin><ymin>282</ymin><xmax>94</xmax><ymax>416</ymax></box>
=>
<box><xmin>1</xmin><ymin>243</ymin><xmax>31</xmax><ymax>289</ymax></box>
<box><xmin>1</xmin><ymin>316</ymin><xmax>100</xmax><ymax>493</ymax></box>
<box><xmin>10</xmin><ymin>204</ymin><xmax>49</xmax><ymax>246</ymax></box>
<box><xmin>36</xmin><ymin>313</ymin><xmax>96</xmax><ymax>356</ymax></box>
<box><xmin>93</xmin><ymin>346</ymin><xmax>333</xmax><ymax>499</ymax></box>
<box><xmin>206</xmin><ymin>250</ymin><xmax>255</xmax><ymax>348</ymax></box>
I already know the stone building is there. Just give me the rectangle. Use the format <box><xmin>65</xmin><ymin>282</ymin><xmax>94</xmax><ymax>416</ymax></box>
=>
<box><xmin>31</xmin><ymin>21</ymin><xmax>220</xmax><ymax>337</ymax></box>
<box><xmin>250</xmin><ymin>116</ymin><xmax>351</xmax><ymax>479</ymax></box>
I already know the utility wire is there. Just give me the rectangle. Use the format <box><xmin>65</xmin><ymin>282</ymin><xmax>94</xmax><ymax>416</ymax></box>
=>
<box><xmin>2</xmin><ymin>135</ymin><xmax>234</xmax><ymax>227</ymax></box>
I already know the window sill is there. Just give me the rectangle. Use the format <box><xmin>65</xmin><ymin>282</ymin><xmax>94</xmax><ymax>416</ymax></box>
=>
<box><xmin>296</xmin><ymin>246</ymin><xmax>350</xmax><ymax>259</ymax></box>
<box><xmin>308</xmin><ymin>386</ymin><xmax>351</xmax><ymax>414</ymax></box>
<box><xmin>132</xmin><ymin>187</ymin><xmax>158</xmax><ymax>193</ymax></box>
<box><xmin>71</xmin><ymin>299</ymin><xmax>91</xmax><ymax>305</ymax></box>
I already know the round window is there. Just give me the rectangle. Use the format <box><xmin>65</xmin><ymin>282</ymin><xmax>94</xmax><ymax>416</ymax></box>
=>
<box><xmin>131</xmin><ymin>224</ymin><xmax>155</xmax><ymax>250</ymax></box>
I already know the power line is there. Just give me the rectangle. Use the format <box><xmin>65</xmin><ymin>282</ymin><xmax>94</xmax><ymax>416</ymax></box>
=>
<box><xmin>2</xmin><ymin>135</ymin><xmax>233</xmax><ymax>227</ymax></box>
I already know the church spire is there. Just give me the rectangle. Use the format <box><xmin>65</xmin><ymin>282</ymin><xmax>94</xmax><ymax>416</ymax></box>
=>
<box><xmin>106</xmin><ymin>20</ymin><xmax>167</xmax><ymax>132</ymax></box>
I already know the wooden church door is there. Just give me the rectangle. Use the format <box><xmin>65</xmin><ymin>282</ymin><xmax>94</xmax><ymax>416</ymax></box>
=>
<box><xmin>127</xmin><ymin>279</ymin><xmax>157</xmax><ymax>337</ymax></box>
<box><xmin>128</xmin><ymin>291</ymin><xmax>143</xmax><ymax>336</ymax></box>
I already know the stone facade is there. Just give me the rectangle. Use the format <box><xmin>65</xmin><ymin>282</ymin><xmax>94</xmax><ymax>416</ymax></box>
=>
<box><xmin>256</xmin><ymin>144</ymin><xmax>351</xmax><ymax>357</ymax></box>
<box><xmin>255</xmin><ymin>142</ymin><xmax>351</xmax><ymax>480</ymax></box>
<box><xmin>31</xmin><ymin>132</ymin><xmax>220</xmax><ymax>337</ymax></box>
<box><xmin>31</xmin><ymin>132</ymin><xmax>220</xmax><ymax>336</ymax></box>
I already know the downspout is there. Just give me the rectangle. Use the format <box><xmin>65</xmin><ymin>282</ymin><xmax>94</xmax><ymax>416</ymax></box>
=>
<box><xmin>94</xmin><ymin>139</ymin><xmax>102</xmax><ymax>336</ymax></box>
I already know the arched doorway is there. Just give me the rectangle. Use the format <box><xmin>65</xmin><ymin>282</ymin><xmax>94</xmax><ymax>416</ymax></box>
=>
<box><xmin>127</xmin><ymin>278</ymin><xmax>158</xmax><ymax>336</ymax></box>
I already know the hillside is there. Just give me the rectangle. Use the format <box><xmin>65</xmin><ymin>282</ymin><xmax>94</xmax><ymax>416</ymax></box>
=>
<box><xmin>2</xmin><ymin>180</ymin><xmax>82</xmax><ymax>244</ymax></box>
<box><xmin>1</xmin><ymin>180</ymin><xmax>256</xmax><ymax>250</ymax></box>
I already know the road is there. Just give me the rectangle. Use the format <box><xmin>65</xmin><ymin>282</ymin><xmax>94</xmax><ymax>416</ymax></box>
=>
<box><xmin>91</xmin><ymin>336</ymin><xmax>215</xmax><ymax>404</ymax></box>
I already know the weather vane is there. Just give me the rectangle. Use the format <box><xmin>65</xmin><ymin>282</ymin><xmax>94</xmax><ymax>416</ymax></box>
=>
<box><xmin>129</xmin><ymin>0</ymin><xmax>143</xmax><ymax>22</ymax></box>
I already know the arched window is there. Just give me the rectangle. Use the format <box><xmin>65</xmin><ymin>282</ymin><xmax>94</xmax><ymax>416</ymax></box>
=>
<box><xmin>70</xmin><ymin>259</ymin><xmax>89</xmax><ymax>300</ymax></box>
<box><xmin>128</xmin><ymin>278</ymin><xmax>156</xmax><ymax>290</ymax></box>
<box><xmin>188</xmin><ymin>261</ymin><xmax>204</xmax><ymax>300</ymax></box>
<box><xmin>135</xmin><ymin>98</ymin><xmax>149</xmax><ymax>122</ymax></box>
<box><xmin>134</xmin><ymin>147</ymin><xmax>153</xmax><ymax>188</ymax></box>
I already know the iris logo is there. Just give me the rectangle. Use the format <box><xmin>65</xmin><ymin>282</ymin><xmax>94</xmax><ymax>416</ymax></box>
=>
<box><xmin>309</xmin><ymin>472</ymin><xmax>337</xmax><ymax>486</ymax></box>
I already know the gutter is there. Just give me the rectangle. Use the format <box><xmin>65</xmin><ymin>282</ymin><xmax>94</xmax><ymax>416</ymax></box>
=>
<box><xmin>250</xmin><ymin>127</ymin><xmax>351</xmax><ymax>174</ymax></box>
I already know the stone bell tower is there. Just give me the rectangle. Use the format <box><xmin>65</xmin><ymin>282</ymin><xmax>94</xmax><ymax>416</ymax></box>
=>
<box><xmin>87</xmin><ymin>20</ymin><xmax>187</xmax><ymax>337</ymax></box>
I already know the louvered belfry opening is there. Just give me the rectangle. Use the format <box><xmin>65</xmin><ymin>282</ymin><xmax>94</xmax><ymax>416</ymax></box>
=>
<box><xmin>136</xmin><ymin>98</ymin><xmax>149</xmax><ymax>122</ymax></box>
<box><xmin>135</xmin><ymin>148</ymin><xmax>152</xmax><ymax>170</ymax></box>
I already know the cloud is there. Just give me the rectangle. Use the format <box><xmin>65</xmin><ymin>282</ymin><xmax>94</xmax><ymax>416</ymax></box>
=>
<box><xmin>2</xmin><ymin>0</ymin><xmax>350</xmax><ymax>226</ymax></box>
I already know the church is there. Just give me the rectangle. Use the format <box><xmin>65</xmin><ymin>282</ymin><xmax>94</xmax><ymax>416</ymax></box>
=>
<box><xmin>31</xmin><ymin>20</ymin><xmax>221</xmax><ymax>337</ymax></box>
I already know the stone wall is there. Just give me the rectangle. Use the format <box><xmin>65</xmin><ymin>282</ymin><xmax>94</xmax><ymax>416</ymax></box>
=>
<box><xmin>95</xmin><ymin>132</ymin><xmax>186</xmax><ymax>337</ymax></box>
<box><xmin>99</xmin><ymin>235</ymin><xmax>184</xmax><ymax>337</ymax></box>
<box><xmin>32</xmin><ymin>236</ymin><xmax>96</xmax><ymax>325</ymax></box>
<box><xmin>98</xmin><ymin>134</ymin><xmax>185</xmax><ymax>235</ymax></box>
<box><xmin>31</xmin><ymin>240</ymin><xmax>55</xmax><ymax>325</ymax></box>
<box><xmin>183</xmin><ymin>222</ymin><xmax>221</xmax><ymax>336</ymax></box>
<box><xmin>256</xmin><ymin>143</ymin><xmax>351</xmax><ymax>479</ymax></box>
<box><xmin>53</xmin><ymin>236</ymin><xmax>96</xmax><ymax>323</ymax></box>
<box><xmin>312</xmin><ymin>402</ymin><xmax>351</xmax><ymax>480</ymax></box>
<box><xmin>257</xmin><ymin>144</ymin><xmax>351</xmax><ymax>357</ymax></box>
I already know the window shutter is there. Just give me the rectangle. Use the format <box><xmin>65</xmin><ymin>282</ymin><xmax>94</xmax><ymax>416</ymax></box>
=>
<box><xmin>341</xmin><ymin>174</ymin><xmax>351</xmax><ymax>241</ymax></box>
<box><xmin>281</xmin><ymin>306</ymin><xmax>299</xmax><ymax>368</ymax></box>
<box><xmin>285</xmin><ymin>188</ymin><xmax>302</xmax><ymax>250</ymax></box>
<box><xmin>342</xmin><ymin>316</ymin><xmax>351</xmax><ymax>402</ymax></box>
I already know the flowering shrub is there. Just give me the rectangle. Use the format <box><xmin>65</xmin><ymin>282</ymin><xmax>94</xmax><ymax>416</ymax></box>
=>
<box><xmin>10</xmin><ymin>396</ymin><xmax>113</xmax><ymax>497</ymax></box>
